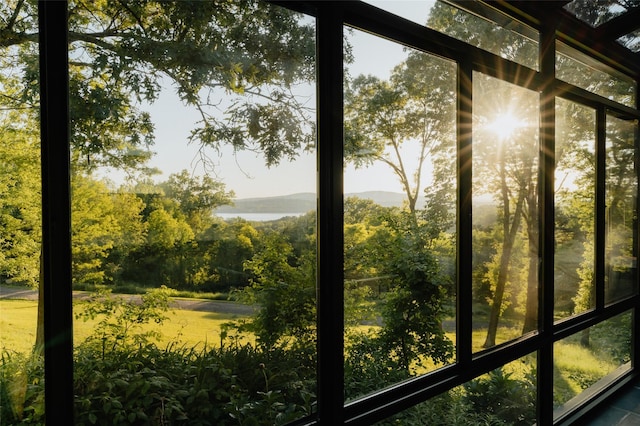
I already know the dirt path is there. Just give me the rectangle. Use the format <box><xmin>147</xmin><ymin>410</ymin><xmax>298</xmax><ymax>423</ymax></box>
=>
<box><xmin>0</xmin><ymin>285</ymin><xmax>255</xmax><ymax>316</ymax></box>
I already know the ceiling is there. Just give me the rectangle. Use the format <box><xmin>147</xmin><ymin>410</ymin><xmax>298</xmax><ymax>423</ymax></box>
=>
<box><xmin>477</xmin><ymin>1</ymin><xmax>640</xmax><ymax>78</ymax></box>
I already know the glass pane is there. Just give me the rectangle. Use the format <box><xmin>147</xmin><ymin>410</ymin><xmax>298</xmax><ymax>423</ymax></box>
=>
<box><xmin>472</xmin><ymin>72</ymin><xmax>540</xmax><ymax>350</ymax></box>
<box><xmin>0</xmin><ymin>0</ymin><xmax>44</xmax><ymax>421</ymax></box>
<box><xmin>556</xmin><ymin>42</ymin><xmax>637</xmax><ymax>108</ymax></box>
<box><xmin>365</xmin><ymin>1</ymin><xmax>539</xmax><ymax>70</ymax></box>
<box><xmin>563</xmin><ymin>0</ymin><xmax>629</xmax><ymax>27</ymax></box>
<box><xmin>71</xmin><ymin>2</ymin><xmax>317</xmax><ymax>424</ymax></box>
<box><xmin>554</xmin><ymin>311</ymin><xmax>632</xmax><ymax>419</ymax></box>
<box><xmin>363</xmin><ymin>0</ymin><xmax>435</xmax><ymax>26</ymax></box>
<box><xmin>427</xmin><ymin>1</ymin><xmax>539</xmax><ymax>70</ymax></box>
<box><xmin>344</xmin><ymin>28</ymin><xmax>457</xmax><ymax>400</ymax></box>
<box><xmin>374</xmin><ymin>354</ymin><xmax>537</xmax><ymax>425</ymax></box>
<box><xmin>605</xmin><ymin>116</ymin><xmax>638</xmax><ymax>304</ymax></box>
<box><xmin>618</xmin><ymin>28</ymin><xmax>640</xmax><ymax>53</ymax></box>
<box><xmin>554</xmin><ymin>99</ymin><xmax>596</xmax><ymax>319</ymax></box>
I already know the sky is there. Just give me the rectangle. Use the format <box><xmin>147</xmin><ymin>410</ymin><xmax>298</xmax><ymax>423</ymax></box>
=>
<box><xmin>102</xmin><ymin>1</ymin><xmax>435</xmax><ymax>199</ymax></box>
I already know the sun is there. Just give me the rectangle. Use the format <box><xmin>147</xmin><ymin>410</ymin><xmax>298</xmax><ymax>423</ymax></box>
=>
<box><xmin>486</xmin><ymin>112</ymin><xmax>525</xmax><ymax>140</ymax></box>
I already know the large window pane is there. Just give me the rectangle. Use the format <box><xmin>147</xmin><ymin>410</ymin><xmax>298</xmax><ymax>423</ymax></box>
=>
<box><xmin>363</xmin><ymin>0</ymin><xmax>434</xmax><ymax>27</ymax></box>
<box><xmin>554</xmin><ymin>311</ymin><xmax>632</xmax><ymax>420</ymax></box>
<box><xmin>555</xmin><ymin>99</ymin><xmax>596</xmax><ymax>319</ymax></box>
<box><xmin>373</xmin><ymin>354</ymin><xmax>537</xmax><ymax>425</ymax></box>
<box><xmin>69</xmin><ymin>2</ymin><xmax>317</xmax><ymax>424</ymax></box>
<box><xmin>557</xmin><ymin>42</ymin><xmax>637</xmax><ymax>108</ymax></box>
<box><xmin>0</xmin><ymin>0</ymin><xmax>44</xmax><ymax>421</ymax></box>
<box><xmin>364</xmin><ymin>1</ymin><xmax>539</xmax><ymax>70</ymax></box>
<box><xmin>564</xmin><ymin>0</ymin><xmax>629</xmax><ymax>28</ymax></box>
<box><xmin>427</xmin><ymin>1</ymin><xmax>538</xmax><ymax>70</ymax></box>
<box><xmin>472</xmin><ymin>72</ymin><xmax>540</xmax><ymax>350</ymax></box>
<box><xmin>343</xmin><ymin>28</ymin><xmax>457</xmax><ymax>400</ymax></box>
<box><xmin>605</xmin><ymin>116</ymin><xmax>638</xmax><ymax>304</ymax></box>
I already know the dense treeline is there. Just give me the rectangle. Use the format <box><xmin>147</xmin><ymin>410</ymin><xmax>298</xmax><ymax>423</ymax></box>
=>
<box><xmin>0</xmin><ymin>154</ymin><xmax>319</xmax><ymax>296</ymax></box>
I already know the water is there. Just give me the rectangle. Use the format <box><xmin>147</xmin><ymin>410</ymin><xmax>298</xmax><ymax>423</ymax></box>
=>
<box><xmin>215</xmin><ymin>212</ymin><xmax>305</xmax><ymax>222</ymax></box>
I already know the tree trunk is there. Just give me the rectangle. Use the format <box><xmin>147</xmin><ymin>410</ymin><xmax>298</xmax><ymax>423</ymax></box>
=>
<box><xmin>34</xmin><ymin>246</ymin><xmax>44</xmax><ymax>355</ymax></box>
<box><xmin>522</xmin><ymin>187</ymin><xmax>539</xmax><ymax>333</ymax></box>
<box><xmin>483</xmin><ymin>164</ymin><xmax>526</xmax><ymax>348</ymax></box>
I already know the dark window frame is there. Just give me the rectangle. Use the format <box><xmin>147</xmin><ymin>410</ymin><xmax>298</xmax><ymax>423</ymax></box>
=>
<box><xmin>38</xmin><ymin>1</ymin><xmax>640</xmax><ymax>424</ymax></box>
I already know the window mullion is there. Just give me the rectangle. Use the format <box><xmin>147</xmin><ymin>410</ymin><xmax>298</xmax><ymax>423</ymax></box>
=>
<box><xmin>38</xmin><ymin>0</ymin><xmax>74</xmax><ymax>424</ymax></box>
<box><xmin>633</xmin><ymin>90</ymin><xmax>640</xmax><ymax>370</ymax></box>
<box><xmin>596</xmin><ymin>106</ymin><xmax>607</xmax><ymax>311</ymax></box>
<box><xmin>457</xmin><ymin>60</ymin><xmax>473</xmax><ymax>366</ymax></box>
<box><xmin>538</xmin><ymin>18</ymin><xmax>556</xmax><ymax>426</ymax></box>
<box><xmin>316</xmin><ymin>4</ymin><xmax>345</xmax><ymax>424</ymax></box>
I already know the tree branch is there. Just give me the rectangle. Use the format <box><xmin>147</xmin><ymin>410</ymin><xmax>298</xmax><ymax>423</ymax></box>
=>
<box><xmin>5</xmin><ymin>0</ymin><xmax>25</xmax><ymax>32</ymax></box>
<box><xmin>0</xmin><ymin>29</ymin><xmax>37</xmax><ymax>48</ymax></box>
<box><xmin>116</xmin><ymin>0</ymin><xmax>148</xmax><ymax>36</ymax></box>
<box><xmin>68</xmin><ymin>31</ymin><xmax>118</xmax><ymax>51</ymax></box>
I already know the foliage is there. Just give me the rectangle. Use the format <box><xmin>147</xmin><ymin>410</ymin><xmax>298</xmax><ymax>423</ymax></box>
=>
<box><xmin>1</xmin><ymin>0</ymin><xmax>316</xmax><ymax>172</ymax></box>
<box><xmin>71</xmin><ymin>174</ymin><xmax>122</xmax><ymax>286</ymax></box>
<box><xmin>203</xmin><ymin>219</ymin><xmax>260</xmax><ymax>291</ymax></box>
<box><xmin>463</xmin><ymin>367</ymin><xmax>536</xmax><ymax>424</ymax></box>
<box><xmin>75</xmin><ymin>286</ymin><xmax>172</xmax><ymax>353</ymax></box>
<box><xmin>235</xmin><ymin>232</ymin><xmax>316</xmax><ymax>351</ymax></box>
<box><xmin>0</xmin><ymin>350</ymin><xmax>44</xmax><ymax>425</ymax></box>
<box><xmin>344</xmin><ymin>209</ymin><xmax>454</xmax><ymax>397</ymax></box>
<box><xmin>344</xmin><ymin>330</ymin><xmax>411</xmax><ymax>400</ymax></box>
<box><xmin>376</xmin><ymin>212</ymin><xmax>454</xmax><ymax>372</ymax></box>
<box><xmin>0</xmin><ymin>286</ymin><xmax>316</xmax><ymax>426</ymax></box>
<box><xmin>0</xmin><ymin>115</ymin><xmax>41</xmax><ymax>287</ymax></box>
<box><xmin>160</xmin><ymin>170</ymin><xmax>234</xmax><ymax>236</ymax></box>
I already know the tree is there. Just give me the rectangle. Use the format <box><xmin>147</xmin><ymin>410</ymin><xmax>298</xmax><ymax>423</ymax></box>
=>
<box><xmin>2</xmin><ymin>0</ymin><xmax>316</xmax><ymax>352</ymax></box>
<box><xmin>377</xmin><ymin>212</ymin><xmax>454</xmax><ymax>373</ymax></box>
<box><xmin>160</xmin><ymin>169</ymin><xmax>234</xmax><ymax>235</ymax></box>
<box><xmin>1</xmin><ymin>0</ymin><xmax>316</xmax><ymax>171</ymax></box>
<box><xmin>71</xmin><ymin>174</ymin><xmax>121</xmax><ymax>286</ymax></box>
<box><xmin>240</xmin><ymin>231</ymin><xmax>316</xmax><ymax>350</ymax></box>
<box><xmin>344</xmin><ymin>50</ymin><xmax>456</xmax><ymax>216</ymax></box>
<box><xmin>603</xmin><ymin>117</ymin><xmax>636</xmax><ymax>303</ymax></box>
<box><xmin>103</xmin><ymin>190</ymin><xmax>147</xmax><ymax>284</ymax></box>
<box><xmin>343</xmin><ymin>25</ymin><xmax>457</xmax><ymax>373</ymax></box>
<box><xmin>343</xmin><ymin>197</ymin><xmax>393</xmax><ymax>281</ymax></box>
<box><xmin>0</xmin><ymin>113</ymin><xmax>40</xmax><ymax>286</ymax></box>
<box><xmin>555</xmin><ymin>99</ymin><xmax>596</xmax><ymax>317</ymax></box>
<box><xmin>472</xmin><ymin>73</ymin><xmax>539</xmax><ymax>347</ymax></box>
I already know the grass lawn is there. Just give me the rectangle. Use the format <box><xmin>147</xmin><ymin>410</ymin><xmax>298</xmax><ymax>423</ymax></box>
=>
<box><xmin>2</xmin><ymin>298</ymin><xmax>625</xmax><ymax>409</ymax></box>
<box><xmin>0</xmin><ymin>299</ymin><xmax>250</xmax><ymax>354</ymax></box>
<box><xmin>0</xmin><ymin>299</ymin><xmax>38</xmax><ymax>354</ymax></box>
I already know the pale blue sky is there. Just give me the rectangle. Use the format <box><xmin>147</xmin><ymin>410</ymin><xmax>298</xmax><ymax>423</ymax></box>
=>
<box><xmin>103</xmin><ymin>1</ymin><xmax>434</xmax><ymax>199</ymax></box>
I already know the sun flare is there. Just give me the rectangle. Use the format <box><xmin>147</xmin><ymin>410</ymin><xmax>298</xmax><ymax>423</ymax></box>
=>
<box><xmin>487</xmin><ymin>112</ymin><xmax>525</xmax><ymax>140</ymax></box>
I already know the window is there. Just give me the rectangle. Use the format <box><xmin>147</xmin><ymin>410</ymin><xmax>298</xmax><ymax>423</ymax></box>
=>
<box><xmin>16</xmin><ymin>1</ymin><xmax>640</xmax><ymax>425</ymax></box>
<box><xmin>556</xmin><ymin>42</ymin><xmax>637</xmax><ymax>108</ymax></box>
<box><xmin>555</xmin><ymin>99</ymin><xmax>596</xmax><ymax>318</ymax></box>
<box><xmin>472</xmin><ymin>72</ymin><xmax>540</xmax><ymax>349</ymax></box>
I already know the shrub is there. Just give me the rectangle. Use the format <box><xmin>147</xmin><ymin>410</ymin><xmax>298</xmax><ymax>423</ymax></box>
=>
<box><xmin>463</xmin><ymin>367</ymin><xmax>536</xmax><ymax>424</ymax></box>
<box><xmin>0</xmin><ymin>350</ymin><xmax>45</xmax><ymax>425</ymax></box>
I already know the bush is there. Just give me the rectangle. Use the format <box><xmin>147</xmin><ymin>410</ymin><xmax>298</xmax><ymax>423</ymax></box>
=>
<box><xmin>463</xmin><ymin>367</ymin><xmax>536</xmax><ymax>424</ymax></box>
<box><xmin>0</xmin><ymin>351</ymin><xmax>44</xmax><ymax>425</ymax></box>
<box><xmin>72</xmin><ymin>340</ymin><xmax>316</xmax><ymax>425</ymax></box>
<box><xmin>1</xmin><ymin>287</ymin><xmax>317</xmax><ymax>426</ymax></box>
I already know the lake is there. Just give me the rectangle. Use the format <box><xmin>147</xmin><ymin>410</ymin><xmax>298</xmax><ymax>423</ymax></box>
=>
<box><xmin>215</xmin><ymin>212</ymin><xmax>305</xmax><ymax>222</ymax></box>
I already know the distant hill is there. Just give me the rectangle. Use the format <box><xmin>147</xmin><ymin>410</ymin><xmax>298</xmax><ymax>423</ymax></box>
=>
<box><xmin>216</xmin><ymin>193</ymin><xmax>315</xmax><ymax>214</ymax></box>
<box><xmin>215</xmin><ymin>191</ymin><xmax>413</xmax><ymax>214</ymax></box>
<box><xmin>215</xmin><ymin>191</ymin><xmax>499</xmax><ymax>226</ymax></box>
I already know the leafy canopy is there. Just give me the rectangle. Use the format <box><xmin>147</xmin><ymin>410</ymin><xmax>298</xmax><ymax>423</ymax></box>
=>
<box><xmin>1</xmin><ymin>0</ymin><xmax>315</xmax><ymax>172</ymax></box>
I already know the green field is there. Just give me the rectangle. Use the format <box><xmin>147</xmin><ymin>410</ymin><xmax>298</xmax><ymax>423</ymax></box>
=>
<box><xmin>1</xmin><ymin>297</ymin><xmax>626</xmax><ymax>410</ymax></box>
<box><xmin>0</xmin><ymin>298</ymin><xmax>248</xmax><ymax>354</ymax></box>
